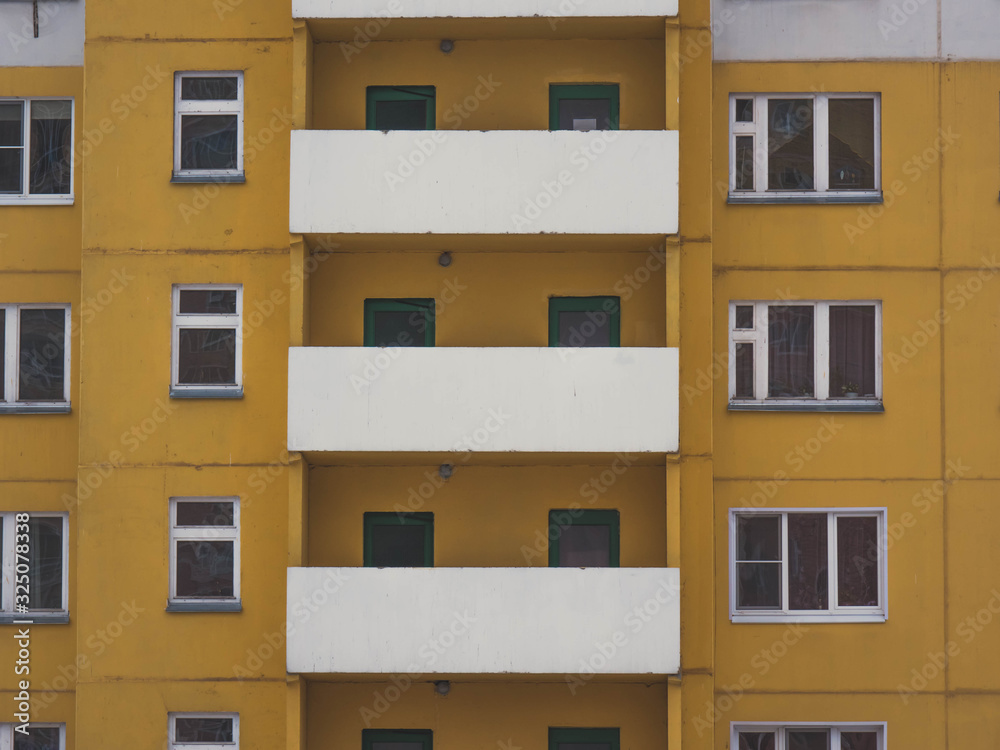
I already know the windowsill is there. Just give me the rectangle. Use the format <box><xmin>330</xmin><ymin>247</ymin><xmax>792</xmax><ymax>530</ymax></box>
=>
<box><xmin>165</xmin><ymin>601</ymin><xmax>242</xmax><ymax>613</ymax></box>
<box><xmin>732</xmin><ymin>613</ymin><xmax>886</xmax><ymax>624</ymax></box>
<box><xmin>0</xmin><ymin>196</ymin><xmax>75</xmax><ymax>206</ymax></box>
<box><xmin>0</xmin><ymin>612</ymin><xmax>70</xmax><ymax>625</ymax></box>
<box><xmin>170</xmin><ymin>172</ymin><xmax>245</xmax><ymax>184</ymax></box>
<box><xmin>729</xmin><ymin>401</ymin><xmax>884</xmax><ymax>413</ymax></box>
<box><xmin>0</xmin><ymin>403</ymin><xmax>71</xmax><ymax>414</ymax></box>
<box><xmin>728</xmin><ymin>192</ymin><xmax>883</xmax><ymax>205</ymax></box>
<box><xmin>169</xmin><ymin>386</ymin><xmax>243</xmax><ymax>400</ymax></box>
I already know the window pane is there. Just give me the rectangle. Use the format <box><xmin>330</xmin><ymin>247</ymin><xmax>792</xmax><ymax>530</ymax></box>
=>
<box><xmin>829</xmin><ymin>98</ymin><xmax>875</xmax><ymax>190</ymax></box>
<box><xmin>768</xmin><ymin>98</ymin><xmax>814</xmax><ymax>190</ymax></box>
<box><xmin>370</xmin><ymin>524</ymin><xmax>428</xmax><ymax>567</ymax></box>
<box><xmin>788</xmin><ymin>730</ymin><xmax>829</xmax><ymax>750</ymax></box>
<box><xmin>837</xmin><ymin>516</ymin><xmax>880</xmax><ymax>607</ymax></box>
<box><xmin>175</xmin><ymin>541</ymin><xmax>235</xmax><ymax>597</ymax></box>
<box><xmin>175</xmin><ymin>717</ymin><xmax>235</xmax><ymax>742</ymax></box>
<box><xmin>768</xmin><ymin>305</ymin><xmax>814</xmax><ymax>398</ymax></box>
<box><xmin>375</xmin><ymin>99</ymin><xmax>428</xmax><ymax>130</ymax></box>
<box><xmin>739</xmin><ymin>733</ymin><xmax>776</xmax><ymax>750</ymax></box>
<box><xmin>0</xmin><ymin>148</ymin><xmax>23</xmax><ymax>193</ymax></box>
<box><xmin>736</xmin><ymin>515</ymin><xmax>780</xmax><ymax>560</ymax></box>
<box><xmin>180</xmin><ymin>114</ymin><xmax>238</xmax><ymax>170</ymax></box>
<box><xmin>29</xmin><ymin>100</ymin><xmax>72</xmax><ymax>195</ymax></box>
<box><xmin>735</xmin><ymin>98</ymin><xmax>754</xmax><ymax>122</ymax></box>
<box><xmin>829</xmin><ymin>305</ymin><xmax>876</xmax><ymax>398</ymax></box>
<box><xmin>841</xmin><ymin>732</ymin><xmax>878</xmax><ymax>750</ymax></box>
<box><xmin>559</xmin><ymin>98</ymin><xmax>612</xmax><ymax>130</ymax></box>
<box><xmin>0</xmin><ymin>102</ymin><xmax>23</xmax><ymax>146</ymax></box>
<box><xmin>372</xmin><ymin>310</ymin><xmax>429</xmax><ymax>347</ymax></box>
<box><xmin>735</xmin><ymin>342</ymin><xmax>754</xmax><ymax>399</ymax></box>
<box><xmin>558</xmin><ymin>524</ymin><xmax>611</xmax><ymax>567</ymax></box>
<box><xmin>737</xmin><ymin>562</ymin><xmax>781</xmax><ymax>608</ymax></box>
<box><xmin>19</xmin><ymin>308</ymin><xmax>66</xmax><ymax>402</ymax></box>
<box><xmin>735</xmin><ymin>305</ymin><xmax>754</xmax><ymax>329</ymax></box>
<box><xmin>735</xmin><ymin>135</ymin><xmax>754</xmax><ymax>191</ymax></box>
<box><xmin>558</xmin><ymin>310</ymin><xmax>612</xmax><ymax>347</ymax></box>
<box><xmin>177</xmin><ymin>328</ymin><xmax>236</xmax><ymax>385</ymax></box>
<box><xmin>14</xmin><ymin>726</ymin><xmax>61</xmax><ymax>750</ymax></box>
<box><xmin>788</xmin><ymin>513</ymin><xmax>828</xmax><ymax>610</ymax></box>
<box><xmin>181</xmin><ymin>76</ymin><xmax>239</xmax><ymax>101</ymax></box>
<box><xmin>176</xmin><ymin>501</ymin><xmax>235</xmax><ymax>527</ymax></box>
<box><xmin>28</xmin><ymin>516</ymin><xmax>63</xmax><ymax>610</ymax></box>
<box><xmin>179</xmin><ymin>289</ymin><xmax>237</xmax><ymax>315</ymax></box>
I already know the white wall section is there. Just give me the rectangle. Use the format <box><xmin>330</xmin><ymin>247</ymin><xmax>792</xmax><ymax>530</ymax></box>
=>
<box><xmin>293</xmin><ymin>0</ymin><xmax>677</xmax><ymax>20</ymax></box>
<box><xmin>0</xmin><ymin>0</ymin><xmax>84</xmax><ymax>67</ymax></box>
<box><xmin>287</xmin><ymin>567</ymin><xmax>681</xmax><ymax>674</ymax></box>
<box><xmin>288</xmin><ymin>347</ymin><xmax>679</xmax><ymax>453</ymax></box>
<box><xmin>290</xmin><ymin>130</ymin><xmax>679</xmax><ymax>235</ymax></box>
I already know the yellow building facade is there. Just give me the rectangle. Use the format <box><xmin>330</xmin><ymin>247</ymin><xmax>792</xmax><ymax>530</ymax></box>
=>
<box><xmin>1</xmin><ymin>0</ymin><xmax>997</xmax><ymax>747</ymax></box>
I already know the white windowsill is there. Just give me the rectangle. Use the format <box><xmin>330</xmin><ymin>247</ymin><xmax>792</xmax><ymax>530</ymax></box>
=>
<box><xmin>732</xmin><ymin>612</ymin><xmax>887</xmax><ymax>624</ymax></box>
<box><xmin>0</xmin><ymin>403</ymin><xmax>72</xmax><ymax>414</ymax></box>
<box><xmin>0</xmin><ymin>612</ymin><xmax>70</xmax><ymax>625</ymax></box>
<box><xmin>728</xmin><ymin>191</ymin><xmax>882</xmax><ymax>205</ymax></box>
<box><xmin>0</xmin><ymin>195</ymin><xmax>74</xmax><ymax>206</ymax></box>
<box><xmin>729</xmin><ymin>400</ymin><xmax>883</xmax><ymax>413</ymax></box>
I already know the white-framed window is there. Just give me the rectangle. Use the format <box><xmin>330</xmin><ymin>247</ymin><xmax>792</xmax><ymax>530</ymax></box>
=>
<box><xmin>729</xmin><ymin>300</ymin><xmax>881</xmax><ymax>407</ymax></box>
<box><xmin>733</xmin><ymin>722</ymin><xmax>885</xmax><ymax>750</ymax></box>
<box><xmin>729</xmin><ymin>508</ymin><xmax>887</xmax><ymax>623</ymax></box>
<box><xmin>729</xmin><ymin>93</ymin><xmax>880</xmax><ymax>201</ymax></box>
<box><xmin>0</xmin><ymin>304</ymin><xmax>71</xmax><ymax>411</ymax></box>
<box><xmin>168</xmin><ymin>713</ymin><xmax>239</xmax><ymax>749</ymax></box>
<box><xmin>0</xmin><ymin>98</ymin><xmax>74</xmax><ymax>204</ymax></box>
<box><xmin>169</xmin><ymin>498</ymin><xmax>240</xmax><ymax>604</ymax></box>
<box><xmin>170</xmin><ymin>285</ymin><xmax>242</xmax><ymax>397</ymax></box>
<box><xmin>173</xmin><ymin>72</ymin><xmax>244</xmax><ymax>181</ymax></box>
<box><xmin>0</xmin><ymin>513</ymin><xmax>69</xmax><ymax>617</ymax></box>
<box><xmin>0</xmin><ymin>723</ymin><xmax>66</xmax><ymax>749</ymax></box>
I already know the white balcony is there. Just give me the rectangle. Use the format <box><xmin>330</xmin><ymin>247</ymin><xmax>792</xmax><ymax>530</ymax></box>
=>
<box><xmin>289</xmin><ymin>130</ymin><xmax>678</xmax><ymax>235</ymax></box>
<box><xmin>287</xmin><ymin>567</ymin><xmax>680</xmax><ymax>675</ymax></box>
<box><xmin>293</xmin><ymin>0</ymin><xmax>677</xmax><ymax>21</ymax></box>
<box><xmin>287</xmin><ymin>347</ymin><xmax>679</xmax><ymax>453</ymax></box>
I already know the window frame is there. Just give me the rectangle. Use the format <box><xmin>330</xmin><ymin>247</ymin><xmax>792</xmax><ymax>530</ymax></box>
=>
<box><xmin>168</xmin><ymin>497</ymin><xmax>241</xmax><ymax>609</ymax></box>
<box><xmin>549</xmin><ymin>728</ymin><xmax>621</xmax><ymax>750</ymax></box>
<box><xmin>728</xmin><ymin>300</ymin><xmax>882</xmax><ymax>410</ymax></box>
<box><xmin>0</xmin><ymin>303</ymin><xmax>72</xmax><ymax>413</ymax></box>
<box><xmin>729</xmin><ymin>508</ymin><xmax>888</xmax><ymax>624</ymax></box>
<box><xmin>0</xmin><ymin>97</ymin><xmax>75</xmax><ymax>205</ymax></box>
<box><xmin>548</xmin><ymin>509</ymin><xmax>620</xmax><ymax>568</ymax></box>
<box><xmin>731</xmin><ymin>722</ymin><xmax>886</xmax><ymax>750</ymax></box>
<box><xmin>172</xmin><ymin>71</ymin><xmax>245</xmax><ymax>183</ymax></box>
<box><xmin>728</xmin><ymin>92</ymin><xmax>881</xmax><ymax>203</ymax></box>
<box><xmin>0</xmin><ymin>512</ymin><xmax>69</xmax><ymax>623</ymax></box>
<box><xmin>0</xmin><ymin>722</ymin><xmax>66</xmax><ymax>749</ymax></box>
<box><xmin>548</xmin><ymin>296</ymin><xmax>621</xmax><ymax>347</ymax></box>
<box><xmin>549</xmin><ymin>85</ymin><xmax>620</xmax><ymax>131</ymax></box>
<box><xmin>363</xmin><ymin>512</ymin><xmax>434</xmax><ymax>567</ymax></box>
<box><xmin>363</xmin><ymin>298</ymin><xmax>436</xmax><ymax>347</ymax></box>
<box><xmin>366</xmin><ymin>86</ymin><xmax>436</xmax><ymax>131</ymax></box>
<box><xmin>362</xmin><ymin>729</ymin><xmax>433</xmax><ymax>750</ymax></box>
<box><xmin>170</xmin><ymin>284</ymin><xmax>243</xmax><ymax>399</ymax></box>
<box><xmin>168</xmin><ymin>712</ymin><xmax>240</xmax><ymax>750</ymax></box>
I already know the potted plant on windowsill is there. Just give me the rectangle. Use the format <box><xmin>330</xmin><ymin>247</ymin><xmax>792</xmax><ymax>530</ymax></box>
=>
<box><xmin>840</xmin><ymin>382</ymin><xmax>861</xmax><ymax>399</ymax></box>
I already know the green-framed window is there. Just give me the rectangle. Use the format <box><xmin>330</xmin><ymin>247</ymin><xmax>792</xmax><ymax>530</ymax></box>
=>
<box><xmin>548</xmin><ymin>296</ymin><xmax>620</xmax><ymax>347</ymax></box>
<box><xmin>549</xmin><ymin>728</ymin><xmax>620</xmax><ymax>750</ymax></box>
<box><xmin>548</xmin><ymin>510</ymin><xmax>620</xmax><ymax>568</ymax></box>
<box><xmin>363</xmin><ymin>729</ymin><xmax>433</xmax><ymax>750</ymax></box>
<box><xmin>366</xmin><ymin>86</ymin><xmax>436</xmax><ymax>130</ymax></box>
<box><xmin>364</xmin><ymin>513</ymin><xmax>434</xmax><ymax>567</ymax></box>
<box><xmin>364</xmin><ymin>299</ymin><xmax>436</xmax><ymax>347</ymax></box>
<box><xmin>549</xmin><ymin>84</ymin><xmax>619</xmax><ymax>131</ymax></box>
